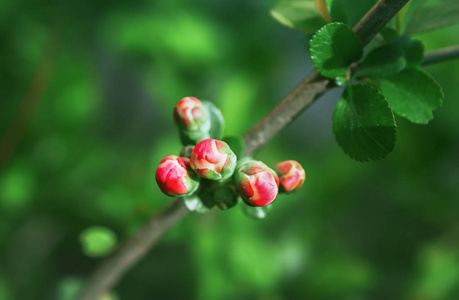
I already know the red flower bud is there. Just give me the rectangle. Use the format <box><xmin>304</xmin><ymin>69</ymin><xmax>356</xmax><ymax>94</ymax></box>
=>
<box><xmin>155</xmin><ymin>155</ymin><xmax>200</xmax><ymax>197</ymax></box>
<box><xmin>190</xmin><ymin>139</ymin><xmax>237</xmax><ymax>181</ymax></box>
<box><xmin>173</xmin><ymin>97</ymin><xmax>210</xmax><ymax>133</ymax></box>
<box><xmin>234</xmin><ymin>161</ymin><xmax>279</xmax><ymax>207</ymax></box>
<box><xmin>275</xmin><ymin>160</ymin><xmax>305</xmax><ymax>193</ymax></box>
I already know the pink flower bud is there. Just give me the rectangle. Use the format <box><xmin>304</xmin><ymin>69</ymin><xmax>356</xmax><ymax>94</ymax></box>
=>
<box><xmin>234</xmin><ymin>161</ymin><xmax>279</xmax><ymax>207</ymax></box>
<box><xmin>155</xmin><ymin>155</ymin><xmax>200</xmax><ymax>197</ymax></box>
<box><xmin>275</xmin><ymin>160</ymin><xmax>305</xmax><ymax>193</ymax></box>
<box><xmin>173</xmin><ymin>97</ymin><xmax>210</xmax><ymax>133</ymax></box>
<box><xmin>190</xmin><ymin>139</ymin><xmax>237</xmax><ymax>181</ymax></box>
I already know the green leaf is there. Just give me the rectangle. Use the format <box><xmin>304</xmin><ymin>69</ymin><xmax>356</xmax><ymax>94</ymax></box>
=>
<box><xmin>310</xmin><ymin>22</ymin><xmax>363</xmax><ymax>78</ymax></box>
<box><xmin>202</xmin><ymin>101</ymin><xmax>224</xmax><ymax>140</ymax></box>
<box><xmin>183</xmin><ymin>195</ymin><xmax>210</xmax><ymax>213</ymax></box>
<box><xmin>270</xmin><ymin>1</ymin><xmax>327</xmax><ymax>33</ymax></box>
<box><xmin>405</xmin><ymin>0</ymin><xmax>459</xmax><ymax>35</ymax></box>
<box><xmin>79</xmin><ymin>226</ymin><xmax>117</xmax><ymax>257</ymax></box>
<box><xmin>222</xmin><ymin>135</ymin><xmax>245</xmax><ymax>157</ymax></box>
<box><xmin>241</xmin><ymin>203</ymin><xmax>273</xmax><ymax>219</ymax></box>
<box><xmin>333</xmin><ymin>84</ymin><xmax>396</xmax><ymax>162</ymax></box>
<box><xmin>389</xmin><ymin>36</ymin><xmax>424</xmax><ymax>68</ymax></box>
<box><xmin>379</xmin><ymin>69</ymin><xmax>443</xmax><ymax>124</ymax></box>
<box><xmin>330</xmin><ymin>0</ymin><xmax>378</xmax><ymax>27</ymax></box>
<box><xmin>379</xmin><ymin>27</ymin><xmax>399</xmax><ymax>43</ymax></box>
<box><xmin>356</xmin><ymin>45</ymin><xmax>406</xmax><ymax>79</ymax></box>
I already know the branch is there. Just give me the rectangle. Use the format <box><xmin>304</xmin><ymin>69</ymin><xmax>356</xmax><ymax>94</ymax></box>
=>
<box><xmin>353</xmin><ymin>0</ymin><xmax>410</xmax><ymax>46</ymax></box>
<box><xmin>243</xmin><ymin>0</ymin><xmax>410</xmax><ymax>155</ymax></box>
<box><xmin>76</xmin><ymin>198</ymin><xmax>188</xmax><ymax>300</ymax></box>
<box><xmin>423</xmin><ymin>45</ymin><xmax>459</xmax><ymax>66</ymax></box>
<box><xmin>76</xmin><ymin>0</ymin><xmax>411</xmax><ymax>298</ymax></box>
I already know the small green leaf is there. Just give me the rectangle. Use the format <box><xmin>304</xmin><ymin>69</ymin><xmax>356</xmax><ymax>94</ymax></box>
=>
<box><xmin>405</xmin><ymin>0</ymin><xmax>459</xmax><ymax>35</ymax></box>
<box><xmin>241</xmin><ymin>203</ymin><xmax>273</xmax><ymax>219</ymax></box>
<box><xmin>80</xmin><ymin>226</ymin><xmax>117</xmax><ymax>257</ymax></box>
<box><xmin>356</xmin><ymin>45</ymin><xmax>406</xmax><ymax>79</ymax></box>
<box><xmin>380</xmin><ymin>27</ymin><xmax>399</xmax><ymax>43</ymax></box>
<box><xmin>270</xmin><ymin>1</ymin><xmax>327</xmax><ymax>33</ymax></box>
<box><xmin>183</xmin><ymin>195</ymin><xmax>210</xmax><ymax>213</ymax></box>
<box><xmin>379</xmin><ymin>69</ymin><xmax>444</xmax><ymax>124</ymax></box>
<box><xmin>310</xmin><ymin>22</ymin><xmax>363</xmax><ymax>78</ymax></box>
<box><xmin>389</xmin><ymin>36</ymin><xmax>424</xmax><ymax>68</ymax></box>
<box><xmin>222</xmin><ymin>136</ymin><xmax>245</xmax><ymax>157</ymax></box>
<box><xmin>333</xmin><ymin>84</ymin><xmax>396</xmax><ymax>162</ymax></box>
<box><xmin>202</xmin><ymin>101</ymin><xmax>224</xmax><ymax>140</ymax></box>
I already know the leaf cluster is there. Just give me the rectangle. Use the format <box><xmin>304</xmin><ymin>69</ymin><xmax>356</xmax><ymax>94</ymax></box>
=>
<box><xmin>270</xmin><ymin>0</ymin><xmax>456</xmax><ymax>161</ymax></box>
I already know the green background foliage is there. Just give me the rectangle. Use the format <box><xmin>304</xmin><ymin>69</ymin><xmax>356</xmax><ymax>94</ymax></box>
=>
<box><xmin>1</xmin><ymin>0</ymin><xmax>459</xmax><ymax>299</ymax></box>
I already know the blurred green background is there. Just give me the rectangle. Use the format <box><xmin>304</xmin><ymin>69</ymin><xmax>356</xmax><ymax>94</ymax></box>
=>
<box><xmin>1</xmin><ymin>0</ymin><xmax>459</xmax><ymax>299</ymax></box>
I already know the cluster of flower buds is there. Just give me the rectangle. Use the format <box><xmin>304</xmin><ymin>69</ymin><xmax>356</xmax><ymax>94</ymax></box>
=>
<box><xmin>155</xmin><ymin>96</ymin><xmax>306</xmax><ymax>216</ymax></box>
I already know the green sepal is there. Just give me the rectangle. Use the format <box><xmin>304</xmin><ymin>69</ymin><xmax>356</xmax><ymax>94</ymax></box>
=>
<box><xmin>179</xmin><ymin>130</ymin><xmax>210</xmax><ymax>147</ymax></box>
<box><xmin>241</xmin><ymin>202</ymin><xmax>273</xmax><ymax>220</ymax></box>
<box><xmin>202</xmin><ymin>101</ymin><xmax>224</xmax><ymax>140</ymax></box>
<box><xmin>183</xmin><ymin>195</ymin><xmax>211</xmax><ymax>213</ymax></box>
<box><xmin>214</xmin><ymin>185</ymin><xmax>239</xmax><ymax>210</ymax></box>
<box><xmin>222</xmin><ymin>135</ymin><xmax>245</xmax><ymax>158</ymax></box>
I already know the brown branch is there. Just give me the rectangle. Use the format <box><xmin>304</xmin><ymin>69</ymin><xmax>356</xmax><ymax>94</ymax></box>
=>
<box><xmin>75</xmin><ymin>0</ymin><xmax>411</xmax><ymax>299</ymax></box>
<box><xmin>423</xmin><ymin>45</ymin><xmax>459</xmax><ymax>66</ymax></box>
<box><xmin>76</xmin><ymin>198</ymin><xmax>189</xmax><ymax>300</ymax></box>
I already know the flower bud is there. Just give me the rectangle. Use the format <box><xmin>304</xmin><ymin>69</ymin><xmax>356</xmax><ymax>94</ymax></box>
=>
<box><xmin>234</xmin><ymin>161</ymin><xmax>279</xmax><ymax>207</ymax></box>
<box><xmin>173</xmin><ymin>97</ymin><xmax>211</xmax><ymax>133</ymax></box>
<box><xmin>155</xmin><ymin>155</ymin><xmax>200</xmax><ymax>197</ymax></box>
<box><xmin>190</xmin><ymin>139</ymin><xmax>237</xmax><ymax>181</ymax></box>
<box><xmin>275</xmin><ymin>160</ymin><xmax>305</xmax><ymax>193</ymax></box>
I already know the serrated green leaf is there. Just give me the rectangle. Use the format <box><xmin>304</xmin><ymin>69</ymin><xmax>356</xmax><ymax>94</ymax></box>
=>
<box><xmin>356</xmin><ymin>45</ymin><xmax>406</xmax><ymax>79</ymax></box>
<box><xmin>202</xmin><ymin>101</ymin><xmax>224</xmax><ymax>140</ymax></box>
<box><xmin>379</xmin><ymin>69</ymin><xmax>443</xmax><ymax>124</ymax></box>
<box><xmin>389</xmin><ymin>36</ymin><xmax>424</xmax><ymax>68</ymax></box>
<box><xmin>222</xmin><ymin>135</ymin><xmax>245</xmax><ymax>157</ymax></box>
<box><xmin>241</xmin><ymin>203</ymin><xmax>273</xmax><ymax>219</ymax></box>
<box><xmin>270</xmin><ymin>1</ymin><xmax>327</xmax><ymax>33</ymax></box>
<box><xmin>330</xmin><ymin>0</ymin><xmax>378</xmax><ymax>27</ymax></box>
<box><xmin>79</xmin><ymin>226</ymin><xmax>117</xmax><ymax>257</ymax></box>
<box><xmin>333</xmin><ymin>84</ymin><xmax>396</xmax><ymax>162</ymax></box>
<box><xmin>310</xmin><ymin>22</ymin><xmax>363</xmax><ymax>78</ymax></box>
<box><xmin>405</xmin><ymin>0</ymin><xmax>459</xmax><ymax>35</ymax></box>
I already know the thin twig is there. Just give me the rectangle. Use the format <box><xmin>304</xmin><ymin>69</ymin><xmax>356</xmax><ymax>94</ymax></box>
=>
<box><xmin>353</xmin><ymin>0</ymin><xmax>410</xmax><ymax>45</ymax></box>
<box><xmin>423</xmin><ymin>45</ymin><xmax>459</xmax><ymax>66</ymax></box>
<box><xmin>75</xmin><ymin>0</ymin><xmax>413</xmax><ymax>298</ymax></box>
